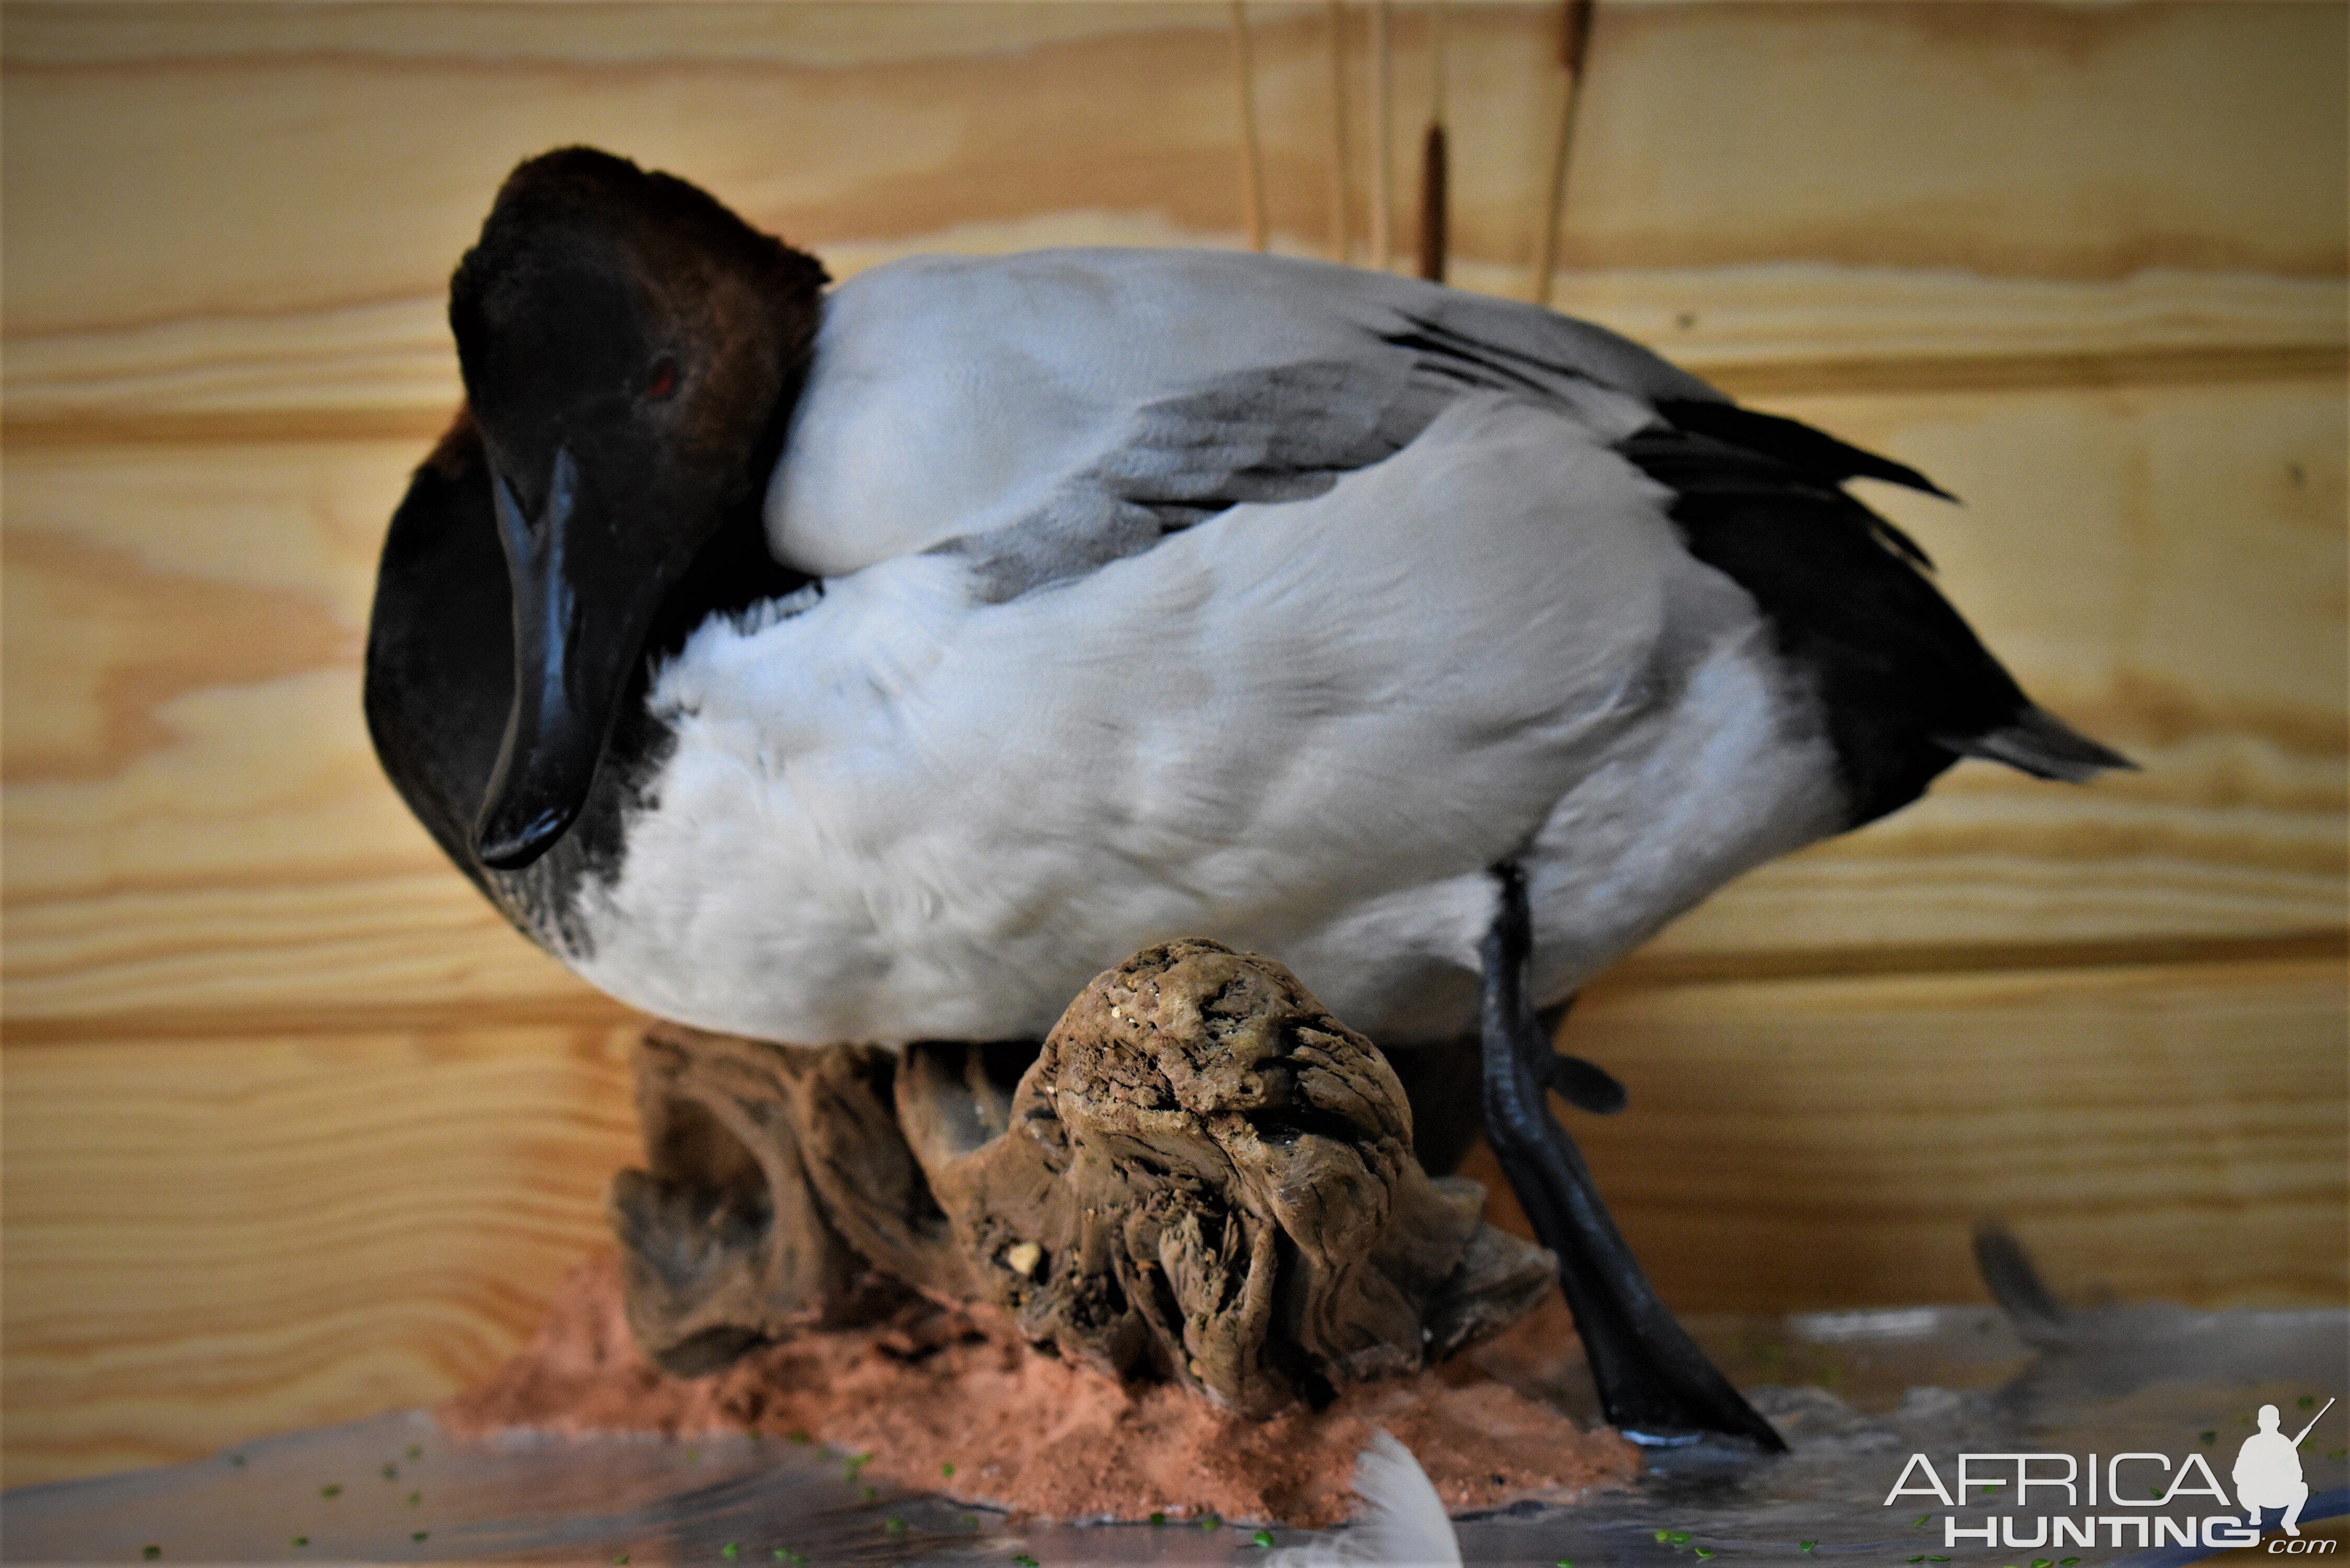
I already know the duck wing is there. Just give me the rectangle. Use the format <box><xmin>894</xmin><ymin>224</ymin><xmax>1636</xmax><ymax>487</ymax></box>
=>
<box><xmin>775</xmin><ymin>245</ymin><xmax>2122</xmax><ymax>792</ymax></box>
<box><xmin>771</xmin><ymin>248</ymin><xmax>2126</xmax><ymax>829</ymax></box>
<box><xmin>767</xmin><ymin>246</ymin><xmax>1721</xmax><ymax>591</ymax></box>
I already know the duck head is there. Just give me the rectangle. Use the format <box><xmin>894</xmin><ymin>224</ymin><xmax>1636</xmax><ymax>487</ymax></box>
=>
<box><xmin>450</xmin><ymin>147</ymin><xmax>828</xmax><ymax>870</ymax></box>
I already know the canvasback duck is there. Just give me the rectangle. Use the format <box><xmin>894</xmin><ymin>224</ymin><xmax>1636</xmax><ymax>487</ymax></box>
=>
<box><xmin>365</xmin><ymin>147</ymin><xmax>2129</xmax><ymax>1448</ymax></box>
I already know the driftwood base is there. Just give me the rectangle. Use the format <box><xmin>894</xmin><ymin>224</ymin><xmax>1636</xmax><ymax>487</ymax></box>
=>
<box><xmin>607</xmin><ymin>939</ymin><xmax>1554</xmax><ymax>1414</ymax></box>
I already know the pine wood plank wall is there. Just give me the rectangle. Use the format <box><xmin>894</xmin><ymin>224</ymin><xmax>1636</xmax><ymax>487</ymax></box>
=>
<box><xmin>4</xmin><ymin>0</ymin><xmax>2344</xmax><ymax>1488</ymax></box>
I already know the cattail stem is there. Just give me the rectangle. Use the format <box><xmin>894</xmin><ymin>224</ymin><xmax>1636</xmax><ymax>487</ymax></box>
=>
<box><xmin>1371</xmin><ymin>0</ymin><xmax>1393</xmax><ymax>270</ymax></box>
<box><xmin>1418</xmin><ymin>0</ymin><xmax>1448</xmax><ymax>282</ymax></box>
<box><xmin>1418</xmin><ymin>122</ymin><xmax>1447</xmax><ymax>282</ymax></box>
<box><xmin>1230</xmin><ymin>0</ymin><xmax>1268</xmax><ymax>251</ymax></box>
<box><xmin>1326</xmin><ymin>0</ymin><xmax>1352</xmax><ymax>262</ymax></box>
<box><xmin>1429</xmin><ymin>0</ymin><xmax>1448</xmax><ymax>124</ymax></box>
<box><xmin>1533</xmin><ymin>0</ymin><xmax>1595</xmax><ymax>305</ymax></box>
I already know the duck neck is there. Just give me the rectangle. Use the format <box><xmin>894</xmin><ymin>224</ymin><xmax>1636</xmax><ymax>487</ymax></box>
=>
<box><xmin>640</xmin><ymin>359</ymin><xmax>814</xmax><ymax>668</ymax></box>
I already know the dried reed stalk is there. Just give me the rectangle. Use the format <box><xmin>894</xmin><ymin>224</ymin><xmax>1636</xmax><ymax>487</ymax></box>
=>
<box><xmin>1327</xmin><ymin>0</ymin><xmax>1353</xmax><ymax>262</ymax></box>
<box><xmin>1230</xmin><ymin>0</ymin><xmax>1268</xmax><ymax>252</ymax></box>
<box><xmin>1418</xmin><ymin>0</ymin><xmax>1449</xmax><ymax>282</ymax></box>
<box><xmin>1532</xmin><ymin>0</ymin><xmax>1596</xmax><ymax>305</ymax></box>
<box><xmin>1372</xmin><ymin>0</ymin><xmax>1393</xmax><ymax>270</ymax></box>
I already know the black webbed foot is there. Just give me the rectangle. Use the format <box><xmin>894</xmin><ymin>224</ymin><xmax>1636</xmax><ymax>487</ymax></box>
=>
<box><xmin>1479</xmin><ymin>861</ymin><xmax>1785</xmax><ymax>1451</ymax></box>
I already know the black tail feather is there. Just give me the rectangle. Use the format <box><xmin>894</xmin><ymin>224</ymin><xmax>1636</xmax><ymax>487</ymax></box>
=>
<box><xmin>1656</xmin><ymin>397</ymin><xmax>1957</xmax><ymax>504</ymax></box>
<box><xmin>1946</xmin><ymin>704</ymin><xmax>2137</xmax><ymax>782</ymax></box>
<box><xmin>1622</xmin><ymin>402</ymin><xmax>2134</xmax><ymax>826</ymax></box>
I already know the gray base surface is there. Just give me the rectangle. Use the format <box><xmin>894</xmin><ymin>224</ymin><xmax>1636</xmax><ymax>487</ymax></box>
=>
<box><xmin>6</xmin><ymin>1307</ymin><xmax>2342</xmax><ymax>1567</ymax></box>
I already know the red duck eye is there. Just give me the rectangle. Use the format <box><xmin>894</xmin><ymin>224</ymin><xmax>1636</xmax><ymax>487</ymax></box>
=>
<box><xmin>643</xmin><ymin>359</ymin><xmax>678</xmax><ymax>400</ymax></box>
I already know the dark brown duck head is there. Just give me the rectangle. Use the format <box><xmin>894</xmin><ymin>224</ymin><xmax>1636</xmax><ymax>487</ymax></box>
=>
<box><xmin>450</xmin><ymin>147</ymin><xmax>828</xmax><ymax>869</ymax></box>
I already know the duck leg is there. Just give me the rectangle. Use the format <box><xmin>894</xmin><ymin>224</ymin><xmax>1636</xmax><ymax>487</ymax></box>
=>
<box><xmin>1480</xmin><ymin>860</ymin><xmax>1785</xmax><ymax>1450</ymax></box>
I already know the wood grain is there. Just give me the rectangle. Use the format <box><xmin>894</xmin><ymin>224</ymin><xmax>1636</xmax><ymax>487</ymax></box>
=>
<box><xmin>0</xmin><ymin>439</ymin><xmax>599</xmax><ymax>1028</ymax></box>
<box><xmin>7</xmin><ymin>268</ymin><xmax>2337</xmax><ymax>444</ymax></box>
<box><xmin>5</xmin><ymin>960</ymin><xmax>2337</xmax><ymax>1486</ymax></box>
<box><xmin>1551</xmin><ymin>957</ymin><xmax>2350</xmax><ymax>1315</ymax></box>
<box><xmin>3</xmin><ymin>1</ymin><xmax>2341</xmax><ymax>433</ymax></box>
<box><xmin>5</xmin><ymin>375</ymin><xmax>2339</xmax><ymax>1031</ymax></box>
<box><xmin>0</xmin><ymin>1022</ymin><xmax>641</xmax><ymax>1489</ymax></box>
<box><xmin>1</xmin><ymin>0</ymin><xmax>2341</xmax><ymax>1496</ymax></box>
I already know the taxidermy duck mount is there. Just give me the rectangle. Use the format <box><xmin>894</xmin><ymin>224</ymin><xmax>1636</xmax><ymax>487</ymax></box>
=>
<box><xmin>365</xmin><ymin>147</ymin><xmax>2131</xmax><ymax>1452</ymax></box>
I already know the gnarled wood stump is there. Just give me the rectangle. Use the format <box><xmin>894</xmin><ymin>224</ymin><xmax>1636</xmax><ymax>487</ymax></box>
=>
<box><xmin>607</xmin><ymin>939</ymin><xmax>1553</xmax><ymax>1412</ymax></box>
<box><xmin>606</xmin><ymin>1031</ymin><xmax>964</xmax><ymax>1375</ymax></box>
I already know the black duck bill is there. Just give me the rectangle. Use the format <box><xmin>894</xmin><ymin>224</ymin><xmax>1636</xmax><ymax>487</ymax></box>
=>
<box><xmin>473</xmin><ymin>442</ymin><xmax>682</xmax><ymax>869</ymax></box>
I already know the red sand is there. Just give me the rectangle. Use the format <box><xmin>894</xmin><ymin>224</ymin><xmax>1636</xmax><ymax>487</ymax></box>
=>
<box><xmin>442</xmin><ymin>1255</ymin><xmax>1637</xmax><ymax>1526</ymax></box>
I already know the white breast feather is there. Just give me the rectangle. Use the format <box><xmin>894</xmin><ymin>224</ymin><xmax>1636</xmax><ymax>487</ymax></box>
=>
<box><xmin>575</xmin><ymin>394</ymin><xmax>1842</xmax><ymax>1046</ymax></box>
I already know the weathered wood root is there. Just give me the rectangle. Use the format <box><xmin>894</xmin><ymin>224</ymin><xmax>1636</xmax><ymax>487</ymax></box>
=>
<box><xmin>608</xmin><ymin>939</ymin><xmax>1554</xmax><ymax>1412</ymax></box>
<box><xmin>606</xmin><ymin>1030</ymin><xmax>972</xmax><ymax>1375</ymax></box>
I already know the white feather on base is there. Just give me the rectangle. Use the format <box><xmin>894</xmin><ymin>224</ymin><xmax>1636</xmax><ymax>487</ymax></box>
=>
<box><xmin>1266</xmin><ymin>1430</ymin><xmax>1465</xmax><ymax>1568</ymax></box>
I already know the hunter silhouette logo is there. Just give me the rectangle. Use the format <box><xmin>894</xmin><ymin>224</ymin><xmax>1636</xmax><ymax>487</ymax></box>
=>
<box><xmin>2237</xmin><ymin>1399</ymin><xmax>2332</xmax><ymax>1538</ymax></box>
